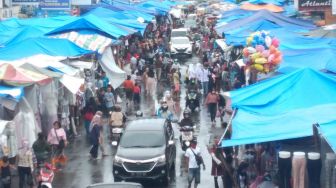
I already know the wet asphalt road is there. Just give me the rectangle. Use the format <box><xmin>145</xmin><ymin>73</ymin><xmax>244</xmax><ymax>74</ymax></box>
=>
<box><xmin>53</xmin><ymin>56</ymin><xmax>228</xmax><ymax>188</ymax></box>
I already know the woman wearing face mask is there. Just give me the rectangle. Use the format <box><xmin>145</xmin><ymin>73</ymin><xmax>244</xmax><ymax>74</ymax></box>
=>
<box><xmin>16</xmin><ymin>140</ymin><xmax>35</xmax><ymax>188</ymax></box>
<box><xmin>205</xmin><ymin>89</ymin><xmax>219</xmax><ymax>125</ymax></box>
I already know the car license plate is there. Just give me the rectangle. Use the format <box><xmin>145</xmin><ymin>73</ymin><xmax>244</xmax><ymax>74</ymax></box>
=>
<box><xmin>131</xmin><ymin>172</ymin><xmax>146</xmax><ymax>177</ymax></box>
<box><xmin>182</xmin><ymin>132</ymin><xmax>192</xmax><ymax>140</ymax></box>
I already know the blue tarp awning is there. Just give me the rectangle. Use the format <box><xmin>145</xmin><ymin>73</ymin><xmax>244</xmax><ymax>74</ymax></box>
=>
<box><xmin>280</xmin><ymin>48</ymin><xmax>336</xmax><ymax>73</ymax></box>
<box><xmin>242</xmin><ymin>0</ymin><xmax>285</xmax><ymax>6</ymax></box>
<box><xmin>86</xmin><ymin>7</ymin><xmax>147</xmax><ymax>34</ymax></box>
<box><xmin>47</xmin><ymin>14</ymin><xmax>133</xmax><ymax>38</ymax></box>
<box><xmin>0</xmin><ymin>38</ymin><xmax>93</xmax><ymax>61</ymax></box>
<box><xmin>222</xmin><ymin>68</ymin><xmax>336</xmax><ymax>147</ymax></box>
<box><xmin>0</xmin><ymin>86</ymin><xmax>24</xmax><ymax>101</ymax></box>
<box><xmin>216</xmin><ymin>10</ymin><xmax>316</xmax><ymax>34</ymax></box>
<box><xmin>319</xmin><ymin>121</ymin><xmax>336</xmax><ymax>152</ymax></box>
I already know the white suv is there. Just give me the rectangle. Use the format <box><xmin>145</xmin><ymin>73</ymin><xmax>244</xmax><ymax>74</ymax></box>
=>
<box><xmin>170</xmin><ymin>37</ymin><xmax>192</xmax><ymax>58</ymax></box>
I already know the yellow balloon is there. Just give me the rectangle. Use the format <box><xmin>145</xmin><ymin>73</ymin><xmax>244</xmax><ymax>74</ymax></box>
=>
<box><xmin>253</xmin><ymin>64</ymin><xmax>264</xmax><ymax>72</ymax></box>
<box><xmin>247</xmin><ymin>37</ymin><xmax>253</xmax><ymax>45</ymax></box>
<box><xmin>251</xmin><ymin>53</ymin><xmax>261</xmax><ymax>61</ymax></box>
<box><xmin>255</xmin><ymin>58</ymin><xmax>267</xmax><ymax>64</ymax></box>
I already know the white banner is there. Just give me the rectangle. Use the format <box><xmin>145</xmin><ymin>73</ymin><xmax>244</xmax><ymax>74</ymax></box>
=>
<box><xmin>333</xmin><ymin>0</ymin><xmax>336</xmax><ymax>15</ymax></box>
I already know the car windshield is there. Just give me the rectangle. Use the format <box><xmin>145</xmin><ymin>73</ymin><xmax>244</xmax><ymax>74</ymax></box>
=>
<box><xmin>171</xmin><ymin>31</ymin><xmax>187</xmax><ymax>37</ymax></box>
<box><xmin>120</xmin><ymin>131</ymin><xmax>165</xmax><ymax>148</ymax></box>
<box><xmin>172</xmin><ymin>38</ymin><xmax>190</xmax><ymax>45</ymax></box>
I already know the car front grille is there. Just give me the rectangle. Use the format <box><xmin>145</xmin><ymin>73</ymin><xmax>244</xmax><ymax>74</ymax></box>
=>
<box><xmin>123</xmin><ymin>161</ymin><xmax>156</xmax><ymax>172</ymax></box>
<box><xmin>176</xmin><ymin>48</ymin><xmax>187</xmax><ymax>53</ymax></box>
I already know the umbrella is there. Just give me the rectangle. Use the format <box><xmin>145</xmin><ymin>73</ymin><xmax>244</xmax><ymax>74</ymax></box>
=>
<box><xmin>240</xmin><ymin>2</ymin><xmax>284</xmax><ymax>12</ymax></box>
<box><xmin>0</xmin><ymin>63</ymin><xmax>52</xmax><ymax>86</ymax></box>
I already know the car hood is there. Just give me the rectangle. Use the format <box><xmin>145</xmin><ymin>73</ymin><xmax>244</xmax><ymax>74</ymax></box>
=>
<box><xmin>171</xmin><ymin>43</ymin><xmax>191</xmax><ymax>49</ymax></box>
<box><xmin>116</xmin><ymin>146</ymin><xmax>165</xmax><ymax>161</ymax></box>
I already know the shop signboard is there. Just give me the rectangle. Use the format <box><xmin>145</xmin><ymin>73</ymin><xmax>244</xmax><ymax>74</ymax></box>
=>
<box><xmin>298</xmin><ymin>0</ymin><xmax>332</xmax><ymax>11</ymax></box>
<box><xmin>12</xmin><ymin>0</ymin><xmax>39</xmax><ymax>4</ymax></box>
<box><xmin>40</xmin><ymin>0</ymin><xmax>71</xmax><ymax>10</ymax></box>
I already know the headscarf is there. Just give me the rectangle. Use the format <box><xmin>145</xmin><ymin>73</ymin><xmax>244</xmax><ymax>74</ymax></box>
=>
<box><xmin>89</xmin><ymin>114</ymin><xmax>102</xmax><ymax>132</ymax></box>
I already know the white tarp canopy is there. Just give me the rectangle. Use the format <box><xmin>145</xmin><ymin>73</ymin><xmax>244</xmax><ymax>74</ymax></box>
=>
<box><xmin>170</xmin><ymin>8</ymin><xmax>182</xmax><ymax>18</ymax></box>
<box><xmin>215</xmin><ymin>39</ymin><xmax>233</xmax><ymax>52</ymax></box>
<box><xmin>68</xmin><ymin>60</ymin><xmax>94</xmax><ymax>70</ymax></box>
<box><xmin>100</xmin><ymin>48</ymin><xmax>126</xmax><ymax>88</ymax></box>
<box><xmin>59</xmin><ymin>74</ymin><xmax>85</xmax><ymax>94</ymax></box>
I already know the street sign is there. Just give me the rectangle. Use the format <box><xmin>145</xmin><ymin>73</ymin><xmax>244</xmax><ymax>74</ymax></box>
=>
<box><xmin>298</xmin><ymin>0</ymin><xmax>332</xmax><ymax>11</ymax></box>
<box><xmin>40</xmin><ymin>0</ymin><xmax>71</xmax><ymax>10</ymax></box>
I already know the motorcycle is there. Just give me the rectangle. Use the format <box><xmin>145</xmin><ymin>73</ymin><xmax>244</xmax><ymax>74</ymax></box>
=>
<box><xmin>37</xmin><ymin>163</ymin><xmax>55</xmax><ymax>188</ymax></box>
<box><xmin>111</xmin><ymin>126</ymin><xmax>124</xmax><ymax>146</ymax></box>
<box><xmin>110</xmin><ymin>111</ymin><xmax>126</xmax><ymax>146</ymax></box>
<box><xmin>194</xmin><ymin>40</ymin><xmax>201</xmax><ymax>56</ymax></box>
<box><xmin>180</xmin><ymin>125</ymin><xmax>195</xmax><ymax>151</ymax></box>
<box><xmin>186</xmin><ymin>90</ymin><xmax>200</xmax><ymax>112</ymax></box>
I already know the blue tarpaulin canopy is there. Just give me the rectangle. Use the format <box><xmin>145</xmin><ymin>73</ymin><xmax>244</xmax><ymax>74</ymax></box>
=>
<box><xmin>222</xmin><ymin>68</ymin><xmax>336</xmax><ymax>147</ymax></box>
<box><xmin>113</xmin><ymin>3</ymin><xmax>157</xmax><ymax>15</ymax></box>
<box><xmin>87</xmin><ymin>7</ymin><xmax>147</xmax><ymax>33</ymax></box>
<box><xmin>0</xmin><ymin>26</ymin><xmax>45</xmax><ymax>46</ymax></box>
<box><xmin>47</xmin><ymin>14</ymin><xmax>133</xmax><ymax>38</ymax></box>
<box><xmin>242</xmin><ymin>0</ymin><xmax>286</xmax><ymax>6</ymax></box>
<box><xmin>216</xmin><ymin>10</ymin><xmax>315</xmax><ymax>34</ymax></box>
<box><xmin>0</xmin><ymin>85</ymin><xmax>24</xmax><ymax>101</ymax></box>
<box><xmin>0</xmin><ymin>38</ymin><xmax>92</xmax><ymax>61</ymax></box>
<box><xmin>319</xmin><ymin>121</ymin><xmax>336</xmax><ymax>152</ymax></box>
<box><xmin>218</xmin><ymin>8</ymin><xmax>254</xmax><ymax>23</ymax></box>
<box><xmin>280</xmin><ymin>48</ymin><xmax>336</xmax><ymax>73</ymax></box>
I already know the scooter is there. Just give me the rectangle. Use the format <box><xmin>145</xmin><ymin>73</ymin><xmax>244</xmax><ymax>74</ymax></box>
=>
<box><xmin>111</xmin><ymin>126</ymin><xmax>124</xmax><ymax>146</ymax></box>
<box><xmin>37</xmin><ymin>163</ymin><xmax>55</xmax><ymax>188</ymax></box>
<box><xmin>194</xmin><ymin>40</ymin><xmax>201</xmax><ymax>56</ymax></box>
<box><xmin>109</xmin><ymin>111</ymin><xmax>126</xmax><ymax>146</ymax></box>
<box><xmin>186</xmin><ymin>90</ymin><xmax>200</xmax><ymax>112</ymax></box>
<box><xmin>180</xmin><ymin>125</ymin><xmax>195</xmax><ymax>151</ymax></box>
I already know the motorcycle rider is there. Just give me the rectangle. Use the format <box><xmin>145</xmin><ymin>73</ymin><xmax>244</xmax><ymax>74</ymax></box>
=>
<box><xmin>157</xmin><ymin>100</ymin><xmax>174</xmax><ymax>133</ymax></box>
<box><xmin>33</xmin><ymin>133</ymin><xmax>51</xmax><ymax>165</ymax></box>
<box><xmin>157</xmin><ymin>100</ymin><xmax>174</xmax><ymax>121</ymax></box>
<box><xmin>186</xmin><ymin>79</ymin><xmax>200</xmax><ymax>111</ymax></box>
<box><xmin>180</xmin><ymin>109</ymin><xmax>194</xmax><ymax>128</ymax></box>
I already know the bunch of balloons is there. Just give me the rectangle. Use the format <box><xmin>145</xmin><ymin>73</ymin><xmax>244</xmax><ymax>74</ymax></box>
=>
<box><xmin>242</xmin><ymin>31</ymin><xmax>282</xmax><ymax>73</ymax></box>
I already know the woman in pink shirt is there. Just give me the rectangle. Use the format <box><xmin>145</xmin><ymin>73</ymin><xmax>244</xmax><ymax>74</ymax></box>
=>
<box><xmin>205</xmin><ymin>89</ymin><xmax>219</xmax><ymax>125</ymax></box>
<box><xmin>48</xmin><ymin>121</ymin><xmax>67</xmax><ymax>168</ymax></box>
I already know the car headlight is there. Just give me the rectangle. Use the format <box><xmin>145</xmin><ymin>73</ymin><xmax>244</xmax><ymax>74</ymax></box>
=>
<box><xmin>187</xmin><ymin>46</ymin><xmax>192</xmax><ymax>52</ymax></box>
<box><xmin>156</xmin><ymin>154</ymin><xmax>166</xmax><ymax>163</ymax></box>
<box><xmin>114</xmin><ymin>155</ymin><xmax>124</xmax><ymax>164</ymax></box>
<box><xmin>171</xmin><ymin>47</ymin><xmax>177</xmax><ymax>53</ymax></box>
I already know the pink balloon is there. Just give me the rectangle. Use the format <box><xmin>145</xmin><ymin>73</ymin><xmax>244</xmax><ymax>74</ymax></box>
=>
<box><xmin>256</xmin><ymin>45</ymin><xmax>265</xmax><ymax>53</ymax></box>
<box><xmin>262</xmin><ymin>50</ymin><xmax>270</xmax><ymax>58</ymax></box>
<box><xmin>268</xmin><ymin>54</ymin><xmax>275</xmax><ymax>63</ymax></box>
<box><xmin>271</xmin><ymin>38</ymin><xmax>280</xmax><ymax>48</ymax></box>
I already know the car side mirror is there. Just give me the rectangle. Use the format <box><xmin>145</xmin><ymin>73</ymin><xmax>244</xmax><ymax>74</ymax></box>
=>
<box><xmin>168</xmin><ymin>140</ymin><xmax>174</xmax><ymax>145</ymax></box>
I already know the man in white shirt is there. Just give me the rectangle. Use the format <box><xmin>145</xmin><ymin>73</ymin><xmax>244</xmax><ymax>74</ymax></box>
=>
<box><xmin>196</xmin><ymin>64</ymin><xmax>210</xmax><ymax>95</ymax></box>
<box><xmin>185</xmin><ymin>139</ymin><xmax>206</xmax><ymax>188</ymax></box>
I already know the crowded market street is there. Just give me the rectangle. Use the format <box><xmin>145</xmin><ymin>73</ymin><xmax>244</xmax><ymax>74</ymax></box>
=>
<box><xmin>1</xmin><ymin>0</ymin><xmax>336</xmax><ymax>188</ymax></box>
<box><xmin>51</xmin><ymin>56</ymin><xmax>226</xmax><ymax>188</ymax></box>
